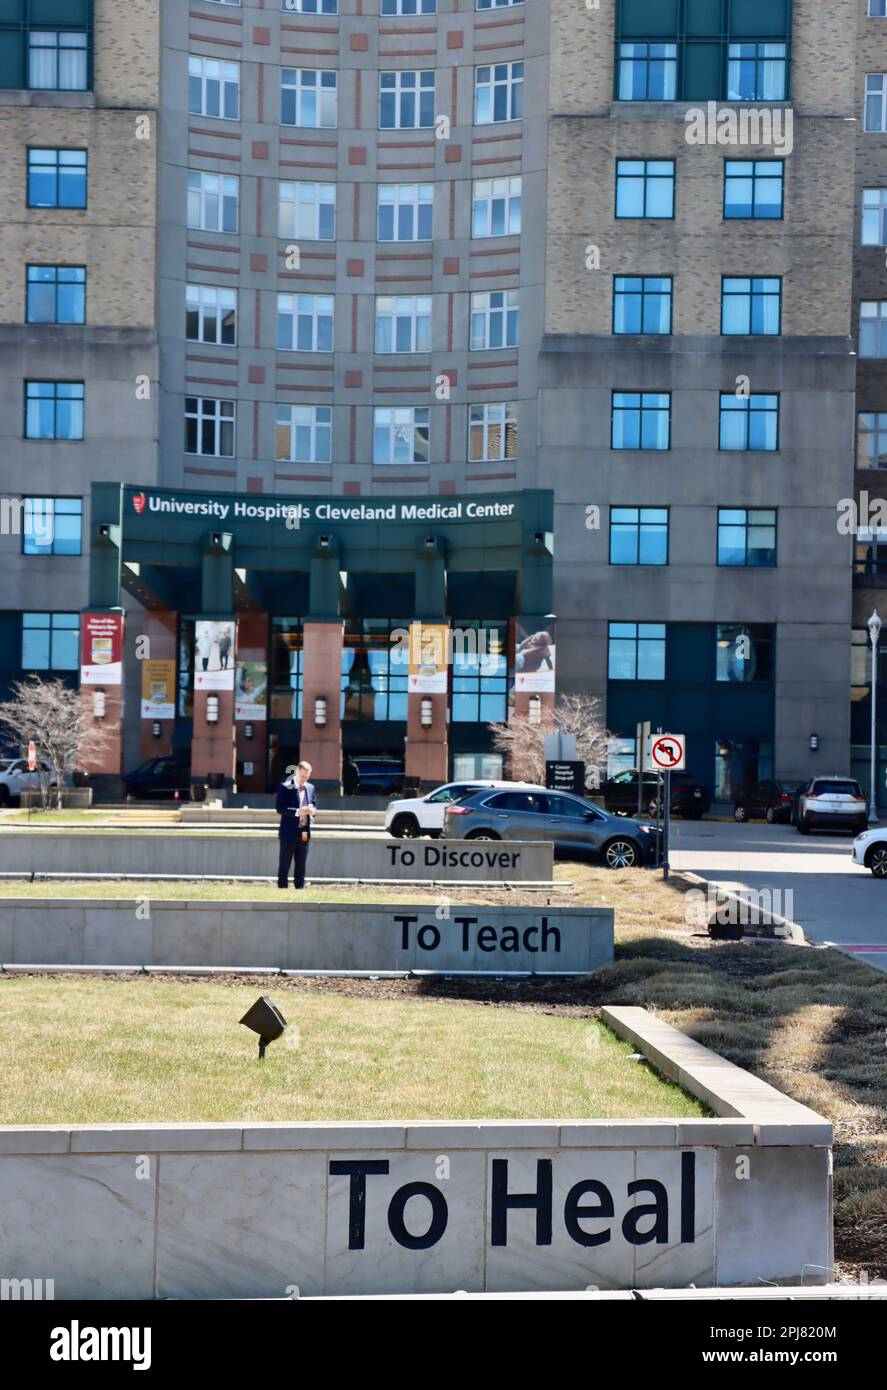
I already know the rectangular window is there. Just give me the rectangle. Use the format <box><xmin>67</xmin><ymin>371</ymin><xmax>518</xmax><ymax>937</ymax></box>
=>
<box><xmin>26</xmin><ymin>266</ymin><xmax>86</xmax><ymax>325</ymax></box>
<box><xmin>472</xmin><ymin>176</ymin><xmax>521</xmax><ymax>237</ymax></box>
<box><xmin>282</xmin><ymin>0</ymin><xmax>337</xmax><ymax>11</ymax></box>
<box><xmin>724</xmin><ymin>161</ymin><xmax>783</xmax><ymax>219</ymax></box>
<box><xmin>188</xmin><ymin>56</ymin><xmax>240</xmax><ymax>120</ymax></box>
<box><xmin>717</xmin><ymin>509</ymin><xmax>777</xmax><ymax>567</ymax></box>
<box><xmin>860</xmin><ymin>302</ymin><xmax>887</xmax><ymax>357</ymax></box>
<box><xmin>25</xmin><ymin>382</ymin><xmax>84</xmax><ymax>441</ymax></box>
<box><xmin>185</xmin><ymin>397</ymin><xmax>235</xmax><ymax>456</ymax></box>
<box><xmin>187</xmin><ymin>171</ymin><xmax>239</xmax><ymax>233</ymax></box>
<box><xmin>719</xmin><ymin>394</ymin><xmax>779</xmax><ymax>451</ymax></box>
<box><xmin>270</xmin><ymin>616</ymin><xmax>303</xmax><ymax>721</ymax></box>
<box><xmin>469</xmin><ymin>289</ymin><xmax>518</xmax><ymax>350</ymax></box>
<box><xmin>277</xmin><ymin>294</ymin><xmax>335</xmax><ymax>352</ymax></box>
<box><xmin>275</xmin><ymin>405</ymin><xmax>332</xmax><ymax>463</ymax></box>
<box><xmin>615</xmin><ymin>160</ymin><xmax>674</xmax><ymax>219</ymax></box>
<box><xmin>862</xmin><ymin>189</ymin><xmax>887</xmax><ymax>245</ymax></box>
<box><xmin>468</xmin><ymin>402</ymin><xmax>517</xmax><ymax>461</ymax></box>
<box><xmin>373</xmin><ymin>406</ymin><xmax>430</xmax><ymax>464</ymax></box>
<box><xmin>857</xmin><ymin>412</ymin><xmax>887</xmax><ymax>468</ymax></box>
<box><xmin>608</xmin><ymin>622</ymin><xmax>666</xmax><ymax>681</ymax></box>
<box><xmin>27</xmin><ymin>149</ymin><xmax>87</xmax><ymax>209</ymax></box>
<box><xmin>865</xmin><ymin>74</ymin><xmax>887</xmax><ymax>132</ymax></box>
<box><xmin>716</xmin><ymin>625</ymin><xmax>773</xmax><ymax>684</ymax></box>
<box><xmin>727</xmin><ymin>43</ymin><xmax>787</xmax><ymax>101</ymax></box>
<box><xmin>451</xmin><ymin>620</ymin><xmax>508</xmax><ymax>722</ymax></box>
<box><xmin>474</xmin><ymin>62</ymin><xmax>523</xmax><ymax>124</ymax></box>
<box><xmin>476</xmin><ymin>0</ymin><xmax>524</xmax><ymax>7</ymax></box>
<box><xmin>609</xmin><ymin>508</ymin><xmax>668</xmax><ymax>566</ymax></box>
<box><xmin>379</xmin><ymin>70</ymin><xmax>435</xmax><ymax>128</ymax></box>
<box><xmin>281</xmin><ymin>69</ymin><xmax>337</xmax><ymax>128</ymax></box>
<box><xmin>186</xmin><ymin>285</ymin><xmax>237</xmax><ymax>345</ymax></box>
<box><xmin>613</xmin><ymin>276</ymin><xmax>672</xmax><ymax>334</ymax></box>
<box><xmin>21</xmin><ymin>613</ymin><xmax>79</xmax><ymax>671</ymax></box>
<box><xmin>343</xmin><ymin>618</ymin><xmax>410</xmax><ymax>722</ymax></box>
<box><xmin>617</xmin><ymin>42</ymin><xmax>677</xmax><ymax>101</ymax></box>
<box><xmin>721</xmin><ymin>277</ymin><xmax>781</xmax><ymax>335</ymax></box>
<box><xmin>375</xmin><ymin>296</ymin><xmax>432</xmax><ymax>353</ymax></box>
<box><xmin>22</xmin><ymin>498</ymin><xmax>83</xmax><ymax>557</ymax></box>
<box><xmin>870</xmin><ymin>0</ymin><xmax>887</xmax><ymax>14</ymax></box>
<box><xmin>381</xmin><ymin>0</ymin><xmax>436</xmax><ymax>11</ymax></box>
<box><xmin>278</xmin><ymin>181</ymin><xmax>336</xmax><ymax>240</ymax></box>
<box><xmin>378</xmin><ymin>184</ymin><xmax>433</xmax><ymax>242</ymax></box>
<box><xmin>611</xmin><ymin>392</ymin><xmax>670</xmax><ymax>450</ymax></box>
<box><xmin>28</xmin><ymin>31</ymin><xmax>88</xmax><ymax>91</ymax></box>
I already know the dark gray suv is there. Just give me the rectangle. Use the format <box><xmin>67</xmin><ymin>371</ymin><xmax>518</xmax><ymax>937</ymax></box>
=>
<box><xmin>443</xmin><ymin>786</ymin><xmax>660</xmax><ymax>868</ymax></box>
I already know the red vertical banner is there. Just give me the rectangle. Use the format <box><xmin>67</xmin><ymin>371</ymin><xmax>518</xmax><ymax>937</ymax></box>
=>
<box><xmin>80</xmin><ymin>613</ymin><xmax>124</xmax><ymax>686</ymax></box>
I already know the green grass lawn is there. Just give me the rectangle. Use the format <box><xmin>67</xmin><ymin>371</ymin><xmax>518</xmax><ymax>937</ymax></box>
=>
<box><xmin>0</xmin><ymin>976</ymin><xmax>704</xmax><ymax>1125</ymax></box>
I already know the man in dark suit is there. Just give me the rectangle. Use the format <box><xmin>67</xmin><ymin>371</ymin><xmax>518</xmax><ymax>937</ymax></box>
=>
<box><xmin>276</xmin><ymin>760</ymin><xmax>316</xmax><ymax>889</ymax></box>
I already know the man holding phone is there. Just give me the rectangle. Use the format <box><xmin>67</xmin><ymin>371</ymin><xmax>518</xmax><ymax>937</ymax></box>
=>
<box><xmin>275</xmin><ymin>760</ymin><xmax>316</xmax><ymax>889</ymax></box>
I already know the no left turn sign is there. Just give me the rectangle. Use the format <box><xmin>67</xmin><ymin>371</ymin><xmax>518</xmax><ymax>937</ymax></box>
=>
<box><xmin>651</xmin><ymin>734</ymin><xmax>686</xmax><ymax>772</ymax></box>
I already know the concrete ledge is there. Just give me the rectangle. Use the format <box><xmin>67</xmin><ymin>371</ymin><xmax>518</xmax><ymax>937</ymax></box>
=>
<box><xmin>0</xmin><ymin>1010</ymin><xmax>832</xmax><ymax>1295</ymax></box>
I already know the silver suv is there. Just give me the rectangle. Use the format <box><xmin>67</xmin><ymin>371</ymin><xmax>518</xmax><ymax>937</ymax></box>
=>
<box><xmin>443</xmin><ymin>786</ymin><xmax>660</xmax><ymax>868</ymax></box>
<box><xmin>796</xmin><ymin>778</ymin><xmax>867</xmax><ymax>836</ymax></box>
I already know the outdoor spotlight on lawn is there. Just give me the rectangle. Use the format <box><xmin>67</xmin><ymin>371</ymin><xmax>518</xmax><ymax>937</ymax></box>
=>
<box><xmin>239</xmin><ymin>996</ymin><xmax>287</xmax><ymax>1060</ymax></box>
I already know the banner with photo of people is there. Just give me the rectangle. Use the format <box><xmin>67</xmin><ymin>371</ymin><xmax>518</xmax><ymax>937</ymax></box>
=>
<box><xmin>194</xmin><ymin>620</ymin><xmax>236</xmax><ymax>691</ymax></box>
<box><xmin>235</xmin><ymin>661</ymin><xmax>268</xmax><ymax>721</ymax></box>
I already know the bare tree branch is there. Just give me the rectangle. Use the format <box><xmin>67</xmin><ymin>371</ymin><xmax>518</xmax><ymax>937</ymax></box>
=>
<box><xmin>488</xmin><ymin>694</ymin><xmax>615</xmax><ymax>789</ymax></box>
<box><xmin>0</xmin><ymin>677</ymin><xmax>111</xmax><ymax>810</ymax></box>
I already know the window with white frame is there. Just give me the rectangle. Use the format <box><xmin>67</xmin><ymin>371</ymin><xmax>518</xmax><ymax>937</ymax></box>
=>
<box><xmin>277</xmin><ymin>294</ymin><xmax>334</xmax><ymax>352</ymax></box>
<box><xmin>378</xmin><ymin>184</ymin><xmax>433</xmax><ymax>241</ymax></box>
<box><xmin>468</xmin><ymin>402</ymin><xmax>517</xmax><ymax>461</ymax></box>
<box><xmin>187</xmin><ymin>171</ymin><xmax>239</xmax><ymax>233</ymax></box>
<box><xmin>474</xmin><ymin>62</ymin><xmax>523</xmax><ymax>124</ymax></box>
<box><xmin>185</xmin><ymin>398</ymin><xmax>235</xmax><ymax>456</ymax></box>
<box><xmin>472</xmin><ymin>176</ymin><xmax>521</xmax><ymax>237</ymax></box>
<box><xmin>281</xmin><ymin>69</ymin><xmax>337</xmax><ymax>128</ymax></box>
<box><xmin>373</xmin><ymin>407</ymin><xmax>430</xmax><ymax>464</ymax></box>
<box><xmin>865</xmin><ymin>74</ymin><xmax>887</xmax><ymax>132</ymax></box>
<box><xmin>381</xmin><ymin>0</ymin><xmax>436</xmax><ymax>12</ymax></box>
<box><xmin>469</xmin><ymin>290</ymin><xmax>518</xmax><ymax>349</ymax></box>
<box><xmin>379</xmin><ymin>71</ymin><xmax>435</xmax><ymax>128</ymax></box>
<box><xmin>860</xmin><ymin>302</ymin><xmax>887</xmax><ymax>357</ymax></box>
<box><xmin>375</xmin><ymin>296</ymin><xmax>432</xmax><ymax>353</ymax></box>
<box><xmin>188</xmin><ymin>57</ymin><xmax>240</xmax><ymax>119</ymax></box>
<box><xmin>278</xmin><ymin>182</ymin><xmax>336</xmax><ymax>240</ymax></box>
<box><xmin>282</xmin><ymin>0</ymin><xmax>337</xmax><ymax>12</ymax></box>
<box><xmin>862</xmin><ymin>189</ymin><xmax>887</xmax><ymax>244</ymax></box>
<box><xmin>186</xmin><ymin>286</ymin><xmax>237</xmax><ymax>345</ymax></box>
<box><xmin>275</xmin><ymin>405</ymin><xmax>332</xmax><ymax>463</ymax></box>
<box><xmin>477</xmin><ymin>0</ymin><xmax>524</xmax><ymax>6</ymax></box>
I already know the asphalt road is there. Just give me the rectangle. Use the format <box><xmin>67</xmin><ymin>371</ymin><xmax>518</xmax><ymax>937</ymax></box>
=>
<box><xmin>668</xmin><ymin>818</ymin><xmax>887</xmax><ymax>971</ymax></box>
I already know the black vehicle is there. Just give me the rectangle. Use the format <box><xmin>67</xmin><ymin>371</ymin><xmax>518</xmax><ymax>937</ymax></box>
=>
<box><xmin>732</xmin><ymin>780</ymin><xmax>794</xmax><ymax>823</ymax></box>
<box><xmin>601</xmin><ymin>769</ymin><xmax>711</xmax><ymax>819</ymax></box>
<box><xmin>124</xmin><ymin>755</ymin><xmax>191</xmax><ymax>800</ymax></box>
<box><xmin>343</xmin><ymin>755</ymin><xmax>405</xmax><ymax>796</ymax></box>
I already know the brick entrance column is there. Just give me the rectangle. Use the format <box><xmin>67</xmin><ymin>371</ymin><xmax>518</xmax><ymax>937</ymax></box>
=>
<box><xmin>234</xmin><ymin>614</ymin><xmax>269</xmax><ymax>793</ymax></box>
<box><xmin>138</xmin><ymin>611</ymin><xmax>177</xmax><ymax>763</ymax></box>
<box><xmin>300</xmin><ymin>620</ymin><xmax>344</xmax><ymax>793</ymax></box>
<box><xmin>79</xmin><ymin>609</ymin><xmax>126</xmax><ymax>800</ymax></box>
<box><xmin>191</xmin><ymin>617</ymin><xmax>237</xmax><ymax>793</ymax></box>
<box><xmin>405</xmin><ymin>620</ymin><xmax>450</xmax><ymax>790</ymax></box>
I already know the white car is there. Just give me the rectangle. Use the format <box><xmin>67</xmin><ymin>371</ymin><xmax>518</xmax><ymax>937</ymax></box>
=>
<box><xmin>851</xmin><ymin>827</ymin><xmax>887</xmax><ymax>877</ymax></box>
<box><xmin>385</xmin><ymin>780</ymin><xmax>534</xmax><ymax>839</ymax></box>
<box><xmin>0</xmin><ymin>758</ymin><xmax>60</xmax><ymax>805</ymax></box>
<box><xmin>796</xmin><ymin>777</ymin><xmax>867</xmax><ymax>836</ymax></box>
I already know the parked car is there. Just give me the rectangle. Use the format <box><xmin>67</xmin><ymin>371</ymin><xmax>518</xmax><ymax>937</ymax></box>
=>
<box><xmin>0</xmin><ymin>757</ymin><xmax>61</xmax><ymax>805</ymax></box>
<box><xmin>851</xmin><ymin>827</ymin><xmax>887</xmax><ymax>876</ymax></box>
<box><xmin>124</xmin><ymin>755</ymin><xmax>191</xmax><ymax>800</ymax></box>
<box><xmin>385</xmin><ymin>780</ymin><xmax>534</xmax><ymax>838</ymax></box>
<box><xmin>343</xmin><ymin>756</ymin><xmax>405</xmax><ymax>797</ymax></box>
<box><xmin>601</xmin><ymin>769</ymin><xmax>710</xmax><ymax>820</ymax></box>
<box><xmin>732</xmin><ymin>780</ymin><xmax>794</xmax><ymax>823</ymax></box>
<box><xmin>796</xmin><ymin>777</ymin><xmax>867</xmax><ymax>835</ymax></box>
<box><xmin>443</xmin><ymin>785</ymin><xmax>660</xmax><ymax>868</ymax></box>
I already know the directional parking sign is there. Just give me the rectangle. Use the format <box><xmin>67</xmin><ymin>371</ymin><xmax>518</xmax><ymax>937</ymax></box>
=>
<box><xmin>651</xmin><ymin>733</ymin><xmax>686</xmax><ymax>772</ymax></box>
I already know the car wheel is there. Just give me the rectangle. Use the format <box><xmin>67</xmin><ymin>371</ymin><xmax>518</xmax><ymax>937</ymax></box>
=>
<box><xmin>733</xmin><ymin>805</ymin><xmax>747</xmax><ymax>822</ymax></box>
<box><xmin>464</xmin><ymin>829</ymin><xmax>501</xmax><ymax>840</ymax></box>
<box><xmin>867</xmin><ymin>845</ymin><xmax>887</xmax><ymax>878</ymax></box>
<box><xmin>602</xmin><ymin>838</ymin><xmax>640</xmax><ymax>870</ymax></box>
<box><xmin>647</xmin><ymin>798</ymin><xmax>661</xmax><ymax>819</ymax></box>
<box><xmin>797</xmin><ymin>816</ymin><xmax>811</xmax><ymax>835</ymax></box>
<box><xmin>765</xmin><ymin>807</ymin><xmax>776</xmax><ymax>823</ymax></box>
<box><xmin>390</xmin><ymin>814</ymin><xmax>420</xmax><ymax>839</ymax></box>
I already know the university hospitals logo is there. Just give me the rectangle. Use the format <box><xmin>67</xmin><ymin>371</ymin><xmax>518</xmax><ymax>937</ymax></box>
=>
<box><xmin>132</xmin><ymin>492</ymin><xmax>147</xmax><ymax>515</ymax></box>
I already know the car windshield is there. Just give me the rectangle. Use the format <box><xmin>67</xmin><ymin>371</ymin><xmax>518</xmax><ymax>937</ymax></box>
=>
<box><xmin>811</xmin><ymin>780</ymin><xmax>863</xmax><ymax>797</ymax></box>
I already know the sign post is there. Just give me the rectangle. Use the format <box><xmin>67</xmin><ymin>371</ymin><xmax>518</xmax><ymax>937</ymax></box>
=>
<box><xmin>650</xmin><ymin>735</ymin><xmax>686</xmax><ymax>882</ymax></box>
<box><xmin>635</xmin><ymin>720</ymin><xmax>650</xmax><ymax>819</ymax></box>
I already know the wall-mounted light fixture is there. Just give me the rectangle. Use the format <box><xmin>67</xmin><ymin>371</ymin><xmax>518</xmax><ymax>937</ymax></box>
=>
<box><xmin>206</xmin><ymin>695</ymin><xmax>220</xmax><ymax>724</ymax></box>
<box><xmin>809</xmin><ymin>733</ymin><xmax>819</xmax><ymax>752</ymax></box>
<box><xmin>420</xmin><ymin>697</ymin><xmax>433</xmax><ymax>728</ymax></box>
<box><xmin>244</xmin><ymin>722</ymin><xmax>254</xmax><ymax>740</ymax></box>
<box><xmin>424</xmin><ymin>535</ymin><xmax>435</xmax><ymax>550</ymax></box>
<box><xmin>152</xmin><ymin>721</ymin><xmax>161</xmax><ymax>738</ymax></box>
<box><xmin>98</xmin><ymin>523</ymin><xmax>110</xmax><ymax>538</ymax></box>
<box><xmin>92</xmin><ymin>690</ymin><xmax>106</xmax><ymax>720</ymax></box>
<box><xmin>319</xmin><ymin>534</ymin><xmax>331</xmax><ymax>550</ymax></box>
<box><xmin>528</xmin><ymin>695</ymin><xmax>542</xmax><ymax>726</ymax></box>
<box><xmin>315</xmin><ymin>696</ymin><xmax>327</xmax><ymax>727</ymax></box>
